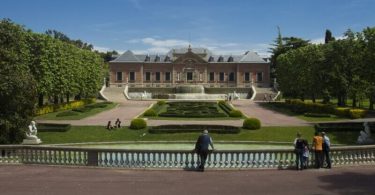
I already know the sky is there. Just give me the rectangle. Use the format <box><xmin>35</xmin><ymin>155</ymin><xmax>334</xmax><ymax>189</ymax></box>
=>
<box><xmin>1</xmin><ymin>0</ymin><xmax>375</xmax><ymax>56</ymax></box>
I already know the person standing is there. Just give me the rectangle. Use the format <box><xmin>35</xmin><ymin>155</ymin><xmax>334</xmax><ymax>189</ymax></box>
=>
<box><xmin>312</xmin><ymin>132</ymin><xmax>323</xmax><ymax>168</ymax></box>
<box><xmin>195</xmin><ymin>130</ymin><xmax>214</xmax><ymax>171</ymax></box>
<box><xmin>294</xmin><ymin>132</ymin><xmax>304</xmax><ymax>170</ymax></box>
<box><xmin>302</xmin><ymin>139</ymin><xmax>310</xmax><ymax>169</ymax></box>
<box><xmin>322</xmin><ymin>132</ymin><xmax>332</xmax><ymax>169</ymax></box>
<box><xmin>115</xmin><ymin>118</ymin><xmax>121</xmax><ymax>128</ymax></box>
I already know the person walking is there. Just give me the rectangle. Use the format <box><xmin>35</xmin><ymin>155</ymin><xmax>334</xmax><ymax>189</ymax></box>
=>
<box><xmin>195</xmin><ymin>130</ymin><xmax>214</xmax><ymax>171</ymax></box>
<box><xmin>312</xmin><ymin>132</ymin><xmax>324</xmax><ymax>168</ymax></box>
<box><xmin>322</xmin><ymin>132</ymin><xmax>332</xmax><ymax>169</ymax></box>
<box><xmin>294</xmin><ymin>132</ymin><xmax>304</xmax><ymax>170</ymax></box>
<box><xmin>302</xmin><ymin>139</ymin><xmax>310</xmax><ymax>169</ymax></box>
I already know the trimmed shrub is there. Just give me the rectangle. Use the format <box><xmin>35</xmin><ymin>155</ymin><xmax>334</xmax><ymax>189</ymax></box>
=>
<box><xmin>334</xmin><ymin>107</ymin><xmax>350</xmax><ymax>117</ymax></box>
<box><xmin>304</xmin><ymin>113</ymin><xmax>331</xmax><ymax>118</ymax></box>
<box><xmin>157</xmin><ymin>100</ymin><xmax>166</xmax><ymax>106</ymax></box>
<box><xmin>143</xmin><ymin>109</ymin><xmax>157</xmax><ymax>117</ymax></box>
<box><xmin>243</xmin><ymin>118</ymin><xmax>261</xmax><ymax>130</ymax></box>
<box><xmin>130</xmin><ymin>118</ymin><xmax>147</xmax><ymax>130</ymax></box>
<box><xmin>149</xmin><ymin>125</ymin><xmax>240</xmax><ymax>134</ymax></box>
<box><xmin>37</xmin><ymin>123</ymin><xmax>71</xmax><ymax>132</ymax></box>
<box><xmin>349</xmin><ymin>109</ymin><xmax>367</xmax><ymax>119</ymax></box>
<box><xmin>229</xmin><ymin>110</ymin><xmax>243</xmax><ymax>117</ymax></box>
<box><xmin>56</xmin><ymin>111</ymin><xmax>79</xmax><ymax>117</ymax></box>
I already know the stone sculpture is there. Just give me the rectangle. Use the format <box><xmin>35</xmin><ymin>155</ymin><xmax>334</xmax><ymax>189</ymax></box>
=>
<box><xmin>22</xmin><ymin>121</ymin><xmax>42</xmax><ymax>144</ymax></box>
<box><xmin>357</xmin><ymin>122</ymin><xmax>374</xmax><ymax>145</ymax></box>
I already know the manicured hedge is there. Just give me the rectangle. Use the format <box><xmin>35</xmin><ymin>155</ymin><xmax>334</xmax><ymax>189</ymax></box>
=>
<box><xmin>143</xmin><ymin>109</ymin><xmax>157</xmax><ymax>117</ymax></box>
<box><xmin>272</xmin><ymin>99</ymin><xmax>367</xmax><ymax>119</ymax></box>
<box><xmin>315</xmin><ymin>122</ymin><xmax>375</xmax><ymax>132</ymax></box>
<box><xmin>243</xmin><ymin>118</ymin><xmax>261</xmax><ymax>130</ymax></box>
<box><xmin>158</xmin><ymin>102</ymin><xmax>228</xmax><ymax>118</ymax></box>
<box><xmin>304</xmin><ymin>113</ymin><xmax>331</xmax><ymax>118</ymax></box>
<box><xmin>37</xmin><ymin>123</ymin><xmax>71</xmax><ymax>132</ymax></box>
<box><xmin>218</xmin><ymin>100</ymin><xmax>232</xmax><ymax>114</ymax></box>
<box><xmin>149</xmin><ymin>125</ymin><xmax>240</xmax><ymax>134</ymax></box>
<box><xmin>130</xmin><ymin>118</ymin><xmax>147</xmax><ymax>130</ymax></box>
<box><xmin>157</xmin><ymin>100</ymin><xmax>166</xmax><ymax>106</ymax></box>
<box><xmin>229</xmin><ymin>110</ymin><xmax>243</xmax><ymax>117</ymax></box>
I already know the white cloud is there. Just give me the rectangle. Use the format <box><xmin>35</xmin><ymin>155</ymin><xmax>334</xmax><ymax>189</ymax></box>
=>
<box><xmin>141</xmin><ymin>37</ymin><xmax>189</xmax><ymax>47</ymax></box>
<box><xmin>311</xmin><ymin>35</ymin><xmax>346</xmax><ymax>45</ymax></box>
<box><xmin>93</xmin><ymin>46</ymin><xmax>111</xmax><ymax>53</ymax></box>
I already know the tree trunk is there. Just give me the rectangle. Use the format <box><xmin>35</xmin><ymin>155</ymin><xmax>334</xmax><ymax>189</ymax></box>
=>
<box><xmin>352</xmin><ymin>96</ymin><xmax>357</xmax><ymax>108</ymax></box>
<box><xmin>66</xmin><ymin>93</ymin><xmax>70</xmax><ymax>103</ymax></box>
<box><xmin>312</xmin><ymin>93</ymin><xmax>316</xmax><ymax>103</ymax></box>
<box><xmin>54</xmin><ymin>95</ymin><xmax>59</xmax><ymax>105</ymax></box>
<box><xmin>60</xmin><ymin>96</ymin><xmax>64</xmax><ymax>104</ymax></box>
<box><xmin>38</xmin><ymin>94</ymin><xmax>44</xmax><ymax>107</ymax></box>
<box><xmin>370</xmin><ymin>97</ymin><xmax>374</xmax><ymax>110</ymax></box>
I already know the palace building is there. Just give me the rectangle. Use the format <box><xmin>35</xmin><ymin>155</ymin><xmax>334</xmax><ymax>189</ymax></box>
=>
<box><xmin>109</xmin><ymin>46</ymin><xmax>270</xmax><ymax>89</ymax></box>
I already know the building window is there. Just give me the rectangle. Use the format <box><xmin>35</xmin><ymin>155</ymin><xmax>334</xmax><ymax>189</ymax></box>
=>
<box><xmin>165</xmin><ymin>72</ymin><xmax>171</xmax><ymax>81</ymax></box>
<box><xmin>244</xmin><ymin>72</ymin><xmax>250</xmax><ymax>82</ymax></box>
<box><xmin>177</xmin><ymin>72</ymin><xmax>180</xmax><ymax>81</ymax></box>
<box><xmin>229</xmin><ymin>72</ymin><xmax>235</xmax><ymax>81</ymax></box>
<box><xmin>145</xmin><ymin>72</ymin><xmax>151</xmax><ymax>81</ymax></box>
<box><xmin>257</xmin><ymin>72</ymin><xmax>263</xmax><ymax>82</ymax></box>
<box><xmin>116</xmin><ymin>72</ymin><xmax>122</xmax><ymax>81</ymax></box>
<box><xmin>199</xmin><ymin>73</ymin><xmax>202</xmax><ymax>81</ymax></box>
<box><xmin>129</xmin><ymin>72</ymin><xmax>135</xmax><ymax>81</ymax></box>
<box><xmin>155</xmin><ymin>72</ymin><xmax>161</xmax><ymax>81</ymax></box>
<box><xmin>209</xmin><ymin>72</ymin><xmax>215</xmax><ymax>81</ymax></box>
<box><xmin>219</xmin><ymin>72</ymin><xmax>225</xmax><ymax>81</ymax></box>
<box><xmin>187</xmin><ymin>72</ymin><xmax>193</xmax><ymax>81</ymax></box>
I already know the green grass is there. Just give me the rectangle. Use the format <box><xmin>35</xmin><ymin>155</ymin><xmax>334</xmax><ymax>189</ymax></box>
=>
<box><xmin>38</xmin><ymin>125</ymin><xmax>360</xmax><ymax>145</ymax></box>
<box><xmin>34</xmin><ymin>102</ymin><xmax>118</xmax><ymax>120</ymax></box>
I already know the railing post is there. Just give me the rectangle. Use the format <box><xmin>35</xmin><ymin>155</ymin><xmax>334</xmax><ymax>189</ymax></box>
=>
<box><xmin>87</xmin><ymin>150</ymin><xmax>98</xmax><ymax>166</ymax></box>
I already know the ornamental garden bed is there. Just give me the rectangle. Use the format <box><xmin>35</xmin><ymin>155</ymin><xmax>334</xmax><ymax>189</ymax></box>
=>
<box><xmin>149</xmin><ymin>125</ymin><xmax>240</xmax><ymax>134</ymax></box>
<box><xmin>143</xmin><ymin>101</ymin><xmax>243</xmax><ymax>118</ymax></box>
<box><xmin>37</xmin><ymin>123</ymin><xmax>71</xmax><ymax>132</ymax></box>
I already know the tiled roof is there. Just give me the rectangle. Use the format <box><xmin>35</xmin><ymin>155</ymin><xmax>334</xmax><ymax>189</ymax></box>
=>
<box><xmin>111</xmin><ymin>48</ymin><xmax>267</xmax><ymax>63</ymax></box>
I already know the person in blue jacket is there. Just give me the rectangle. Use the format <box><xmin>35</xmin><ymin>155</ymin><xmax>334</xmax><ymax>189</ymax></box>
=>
<box><xmin>195</xmin><ymin>129</ymin><xmax>215</xmax><ymax>171</ymax></box>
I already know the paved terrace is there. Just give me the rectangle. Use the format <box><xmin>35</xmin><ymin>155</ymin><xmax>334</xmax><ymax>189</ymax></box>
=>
<box><xmin>1</xmin><ymin>165</ymin><xmax>374</xmax><ymax>195</ymax></box>
<box><xmin>36</xmin><ymin>100</ymin><xmax>310</xmax><ymax>126</ymax></box>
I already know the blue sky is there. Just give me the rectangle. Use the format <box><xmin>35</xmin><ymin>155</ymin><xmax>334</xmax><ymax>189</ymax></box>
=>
<box><xmin>1</xmin><ymin>0</ymin><xmax>375</xmax><ymax>56</ymax></box>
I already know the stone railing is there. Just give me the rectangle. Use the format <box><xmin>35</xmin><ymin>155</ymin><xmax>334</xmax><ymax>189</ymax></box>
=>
<box><xmin>1</xmin><ymin>145</ymin><xmax>375</xmax><ymax>169</ymax></box>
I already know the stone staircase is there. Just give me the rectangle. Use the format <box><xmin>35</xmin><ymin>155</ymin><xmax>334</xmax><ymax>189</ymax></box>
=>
<box><xmin>102</xmin><ymin>87</ymin><xmax>127</xmax><ymax>102</ymax></box>
<box><xmin>253</xmin><ymin>87</ymin><xmax>278</xmax><ymax>101</ymax></box>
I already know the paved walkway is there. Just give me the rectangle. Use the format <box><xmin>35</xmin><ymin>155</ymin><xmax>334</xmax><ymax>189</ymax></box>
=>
<box><xmin>36</xmin><ymin>100</ymin><xmax>312</xmax><ymax>127</ymax></box>
<box><xmin>1</xmin><ymin>165</ymin><xmax>374</xmax><ymax>195</ymax></box>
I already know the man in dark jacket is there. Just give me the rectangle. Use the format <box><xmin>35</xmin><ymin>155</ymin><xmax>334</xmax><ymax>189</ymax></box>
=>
<box><xmin>195</xmin><ymin>130</ymin><xmax>214</xmax><ymax>171</ymax></box>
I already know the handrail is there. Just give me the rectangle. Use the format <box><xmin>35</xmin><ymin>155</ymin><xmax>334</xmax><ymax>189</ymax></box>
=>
<box><xmin>1</xmin><ymin>145</ymin><xmax>375</xmax><ymax>169</ymax></box>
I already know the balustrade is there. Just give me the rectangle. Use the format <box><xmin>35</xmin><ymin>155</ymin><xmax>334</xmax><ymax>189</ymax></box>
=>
<box><xmin>1</xmin><ymin>145</ymin><xmax>375</xmax><ymax>169</ymax></box>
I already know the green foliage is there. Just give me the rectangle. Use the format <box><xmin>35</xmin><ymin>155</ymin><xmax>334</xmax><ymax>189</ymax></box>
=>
<box><xmin>243</xmin><ymin>118</ymin><xmax>261</xmax><ymax>130</ymax></box>
<box><xmin>130</xmin><ymin>119</ymin><xmax>147</xmax><ymax>130</ymax></box>
<box><xmin>36</xmin><ymin>98</ymin><xmax>95</xmax><ymax>115</ymax></box>
<box><xmin>218</xmin><ymin>101</ymin><xmax>232</xmax><ymax>114</ymax></box>
<box><xmin>157</xmin><ymin>100</ymin><xmax>166</xmax><ymax>106</ymax></box>
<box><xmin>0</xmin><ymin>19</ymin><xmax>37</xmax><ymax>144</ymax></box>
<box><xmin>348</xmin><ymin>109</ymin><xmax>367</xmax><ymax>119</ymax></box>
<box><xmin>304</xmin><ymin>113</ymin><xmax>331</xmax><ymax>118</ymax></box>
<box><xmin>143</xmin><ymin>109</ymin><xmax>157</xmax><ymax>117</ymax></box>
<box><xmin>229</xmin><ymin>110</ymin><xmax>243</xmax><ymax>117</ymax></box>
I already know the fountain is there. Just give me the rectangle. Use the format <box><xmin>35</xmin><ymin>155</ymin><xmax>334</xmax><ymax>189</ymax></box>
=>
<box><xmin>169</xmin><ymin>85</ymin><xmax>225</xmax><ymax>100</ymax></box>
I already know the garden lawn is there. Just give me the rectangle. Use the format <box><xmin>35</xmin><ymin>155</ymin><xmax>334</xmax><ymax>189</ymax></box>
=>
<box><xmin>38</xmin><ymin>125</ymin><xmax>359</xmax><ymax>145</ymax></box>
<box><xmin>34</xmin><ymin>102</ymin><xmax>117</xmax><ymax>120</ymax></box>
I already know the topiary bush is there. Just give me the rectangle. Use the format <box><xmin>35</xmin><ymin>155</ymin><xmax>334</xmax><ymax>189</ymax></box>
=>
<box><xmin>304</xmin><ymin>113</ymin><xmax>331</xmax><ymax>118</ymax></box>
<box><xmin>229</xmin><ymin>110</ymin><xmax>243</xmax><ymax>117</ymax></box>
<box><xmin>130</xmin><ymin>118</ymin><xmax>147</xmax><ymax>130</ymax></box>
<box><xmin>243</xmin><ymin>118</ymin><xmax>261</xmax><ymax>130</ymax></box>
<box><xmin>143</xmin><ymin>109</ymin><xmax>157</xmax><ymax>117</ymax></box>
<box><xmin>157</xmin><ymin>100</ymin><xmax>166</xmax><ymax>106</ymax></box>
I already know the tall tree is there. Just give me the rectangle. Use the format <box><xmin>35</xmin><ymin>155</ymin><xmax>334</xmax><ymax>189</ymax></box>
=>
<box><xmin>0</xmin><ymin>19</ymin><xmax>37</xmax><ymax>144</ymax></box>
<box><xmin>325</xmin><ymin>29</ymin><xmax>335</xmax><ymax>44</ymax></box>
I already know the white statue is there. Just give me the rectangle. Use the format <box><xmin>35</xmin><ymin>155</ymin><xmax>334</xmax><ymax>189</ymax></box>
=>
<box><xmin>357</xmin><ymin>122</ymin><xmax>374</xmax><ymax>145</ymax></box>
<box><xmin>22</xmin><ymin>121</ymin><xmax>42</xmax><ymax>144</ymax></box>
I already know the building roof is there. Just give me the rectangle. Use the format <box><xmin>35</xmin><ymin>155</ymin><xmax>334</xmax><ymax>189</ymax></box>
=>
<box><xmin>111</xmin><ymin>47</ymin><xmax>267</xmax><ymax>63</ymax></box>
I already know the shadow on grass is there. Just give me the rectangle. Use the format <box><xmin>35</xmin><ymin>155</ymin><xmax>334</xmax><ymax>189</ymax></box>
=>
<box><xmin>318</xmin><ymin>171</ymin><xmax>375</xmax><ymax>195</ymax></box>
